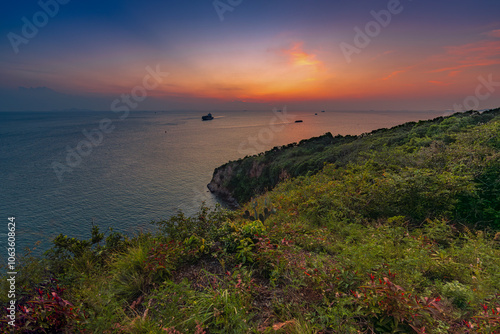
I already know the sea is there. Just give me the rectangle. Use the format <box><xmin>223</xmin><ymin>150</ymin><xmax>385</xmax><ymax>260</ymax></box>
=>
<box><xmin>0</xmin><ymin>109</ymin><xmax>444</xmax><ymax>255</ymax></box>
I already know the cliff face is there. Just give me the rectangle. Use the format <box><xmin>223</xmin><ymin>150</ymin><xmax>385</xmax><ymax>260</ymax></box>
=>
<box><xmin>207</xmin><ymin>159</ymin><xmax>275</xmax><ymax>208</ymax></box>
<box><xmin>207</xmin><ymin>133</ymin><xmax>339</xmax><ymax>206</ymax></box>
<box><xmin>207</xmin><ymin>164</ymin><xmax>240</xmax><ymax>208</ymax></box>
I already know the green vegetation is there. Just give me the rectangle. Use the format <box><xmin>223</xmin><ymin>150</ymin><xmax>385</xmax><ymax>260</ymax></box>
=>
<box><xmin>212</xmin><ymin>109</ymin><xmax>500</xmax><ymax>209</ymax></box>
<box><xmin>1</xmin><ymin>109</ymin><xmax>500</xmax><ymax>333</ymax></box>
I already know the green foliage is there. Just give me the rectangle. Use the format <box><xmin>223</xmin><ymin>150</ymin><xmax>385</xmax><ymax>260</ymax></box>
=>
<box><xmin>354</xmin><ymin>276</ymin><xmax>444</xmax><ymax>333</ymax></box>
<box><xmin>152</xmin><ymin>204</ymin><xmax>233</xmax><ymax>243</ymax></box>
<box><xmin>441</xmin><ymin>281</ymin><xmax>474</xmax><ymax>309</ymax></box>
<box><xmin>213</xmin><ymin>109</ymin><xmax>500</xmax><ymax>214</ymax></box>
<box><xmin>242</xmin><ymin>197</ymin><xmax>277</xmax><ymax>223</ymax></box>
<box><xmin>147</xmin><ymin>269</ymin><xmax>256</xmax><ymax>333</ymax></box>
<box><xmin>145</xmin><ymin>240</ymin><xmax>188</xmax><ymax>278</ymax></box>
<box><xmin>109</xmin><ymin>241</ymin><xmax>154</xmax><ymax>301</ymax></box>
<box><xmin>45</xmin><ymin>224</ymin><xmax>129</xmax><ymax>277</ymax></box>
<box><xmin>456</xmin><ymin>160</ymin><xmax>500</xmax><ymax>228</ymax></box>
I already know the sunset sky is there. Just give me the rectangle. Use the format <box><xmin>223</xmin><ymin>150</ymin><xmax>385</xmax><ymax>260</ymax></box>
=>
<box><xmin>1</xmin><ymin>0</ymin><xmax>500</xmax><ymax>111</ymax></box>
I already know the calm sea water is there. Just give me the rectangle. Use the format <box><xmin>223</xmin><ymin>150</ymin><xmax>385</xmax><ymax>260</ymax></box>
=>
<box><xmin>0</xmin><ymin>109</ymin><xmax>444</xmax><ymax>254</ymax></box>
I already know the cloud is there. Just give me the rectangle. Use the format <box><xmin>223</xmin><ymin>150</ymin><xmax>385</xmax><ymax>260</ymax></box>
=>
<box><xmin>428</xmin><ymin>80</ymin><xmax>451</xmax><ymax>86</ymax></box>
<box><xmin>380</xmin><ymin>64</ymin><xmax>417</xmax><ymax>81</ymax></box>
<box><xmin>382</xmin><ymin>70</ymin><xmax>406</xmax><ymax>81</ymax></box>
<box><xmin>484</xmin><ymin>29</ymin><xmax>500</xmax><ymax>38</ymax></box>
<box><xmin>429</xmin><ymin>40</ymin><xmax>500</xmax><ymax>73</ymax></box>
<box><xmin>282</xmin><ymin>42</ymin><xmax>323</xmax><ymax>70</ymax></box>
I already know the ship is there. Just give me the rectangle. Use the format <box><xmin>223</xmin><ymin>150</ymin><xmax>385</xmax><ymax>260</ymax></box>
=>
<box><xmin>202</xmin><ymin>113</ymin><xmax>214</xmax><ymax>121</ymax></box>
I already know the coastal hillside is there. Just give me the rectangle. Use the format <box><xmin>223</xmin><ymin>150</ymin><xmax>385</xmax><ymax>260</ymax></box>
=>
<box><xmin>1</xmin><ymin>109</ymin><xmax>500</xmax><ymax>333</ymax></box>
<box><xmin>208</xmin><ymin>109</ymin><xmax>500</xmax><ymax>209</ymax></box>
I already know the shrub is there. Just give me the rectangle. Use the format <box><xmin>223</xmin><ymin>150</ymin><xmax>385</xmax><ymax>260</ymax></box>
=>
<box><xmin>441</xmin><ymin>281</ymin><xmax>474</xmax><ymax>309</ymax></box>
<box><xmin>0</xmin><ymin>280</ymin><xmax>86</xmax><ymax>333</ymax></box>
<box><xmin>354</xmin><ymin>275</ymin><xmax>444</xmax><ymax>333</ymax></box>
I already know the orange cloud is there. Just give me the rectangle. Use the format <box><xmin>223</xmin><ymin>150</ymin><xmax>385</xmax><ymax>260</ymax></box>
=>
<box><xmin>428</xmin><ymin>80</ymin><xmax>451</xmax><ymax>86</ymax></box>
<box><xmin>382</xmin><ymin>70</ymin><xmax>406</xmax><ymax>81</ymax></box>
<box><xmin>429</xmin><ymin>40</ymin><xmax>500</xmax><ymax>73</ymax></box>
<box><xmin>282</xmin><ymin>42</ymin><xmax>323</xmax><ymax>70</ymax></box>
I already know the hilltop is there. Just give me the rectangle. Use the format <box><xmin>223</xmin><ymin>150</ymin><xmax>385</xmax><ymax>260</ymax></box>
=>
<box><xmin>208</xmin><ymin>109</ymin><xmax>500</xmax><ymax>212</ymax></box>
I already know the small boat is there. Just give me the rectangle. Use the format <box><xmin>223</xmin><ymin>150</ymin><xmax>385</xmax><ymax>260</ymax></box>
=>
<box><xmin>202</xmin><ymin>113</ymin><xmax>214</xmax><ymax>121</ymax></box>
<box><xmin>295</xmin><ymin>120</ymin><xmax>303</xmax><ymax>123</ymax></box>
<box><xmin>321</xmin><ymin>110</ymin><xmax>325</xmax><ymax>113</ymax></box>
<box><xmin>315</xmin><ymin>113</ymin><xmax>318</xmax><ymax>115</ymax></box>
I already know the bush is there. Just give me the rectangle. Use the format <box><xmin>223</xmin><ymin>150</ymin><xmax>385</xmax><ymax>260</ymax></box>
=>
<box><xmin>441</xmin><ymin>281</ymin><xmax>474</xmax><ymax>309</ymax></box>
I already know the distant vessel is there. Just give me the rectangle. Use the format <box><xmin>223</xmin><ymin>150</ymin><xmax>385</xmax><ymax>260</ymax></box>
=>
<box><xmin>321</xmin><ymin>110</ymin><xmax>325</xmax><ymax>113</ymax></box>
<box><xmin>295</xmin><ymin>120</ymin><xmax>303</xmax><ymax>123</ymax></box>
<box><xmin>202</xmin><ymin>113</ymin><xmax>214</xmax><ymax>121</ymax></box>
<box><xmin>315</xmin><ymin>113</ymin><xmax>318</xmax><ymax>115</ymax></box>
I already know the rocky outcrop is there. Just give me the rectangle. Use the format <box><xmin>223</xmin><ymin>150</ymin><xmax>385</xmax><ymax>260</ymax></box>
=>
<box><xmin>207</xmin><ymin>165</ymin><xmax>240</xmax><ymax>208</ymax></box>
<box><xmin>207</xmin><ymin>133</ymin><xmax>339</xmax><ymax>207</ymax></box>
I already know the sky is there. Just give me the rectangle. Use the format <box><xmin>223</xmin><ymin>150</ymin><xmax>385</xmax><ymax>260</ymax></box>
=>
<box><xmin>1</xmin><ymin>0</ymin><xmax>499</xmax><ymax>111</ymax></box>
